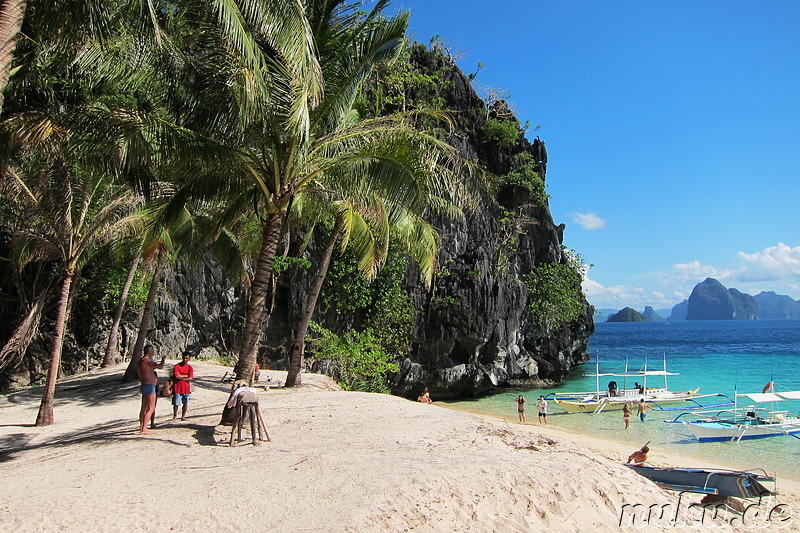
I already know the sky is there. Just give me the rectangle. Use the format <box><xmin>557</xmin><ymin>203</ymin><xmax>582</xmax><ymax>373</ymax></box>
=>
<box><xmin>379</xmin><ymin>0</ymin><xmax>800</xmax><ymax>311</ymax></box>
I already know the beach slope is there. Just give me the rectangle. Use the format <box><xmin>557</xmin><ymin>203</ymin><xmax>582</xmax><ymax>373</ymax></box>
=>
<box><xmin>0</xmin><ymin>362</ymin><xmax>794</xmax><ymax>532</ymax></box>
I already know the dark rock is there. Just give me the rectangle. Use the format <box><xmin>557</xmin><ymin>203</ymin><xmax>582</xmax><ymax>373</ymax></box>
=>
<box><xmin>642</xmin><ymin>306</ymin><xmax>664</xmax><ymax>322</ymax></box>
<box><xmin>667</xmin><ymin>300</ymin><xmax>688</xmax><ymax>321</ymax></box>
<box><xmin>686</xmin><ymin>278</ymin><xmax>757</xmax><ymax>320</ymax></box>
<box><xmin>0</xmin><ymin>46</ymin><xmax>594</xmax><ymax>398</ymax></box>
<box><xmin>754</xmin><ymin>291</ymin><xmax>800</xmax><ymax>319</ymax></box>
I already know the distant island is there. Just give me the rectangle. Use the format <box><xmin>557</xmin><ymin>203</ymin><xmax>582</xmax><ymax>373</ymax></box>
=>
<box><xmin>599</xmin><ymin>278</ymin><xmax>800</xmax><ymax>322</ymax></box>
<box><xmin>607</xmin><ymin>307</ymin><xmax>647</xmax><ymax>322</ymax></box>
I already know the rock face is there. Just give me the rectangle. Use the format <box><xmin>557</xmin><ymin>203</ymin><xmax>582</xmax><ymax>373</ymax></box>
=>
<box><xmin>667</xmin><ymin>300</ymin><xmax>688</xmax><ymax>321</ymax></box>
<box><xmin>642</xmin><ymin>306</ymin><xmax>663</xmax><ymax>322</ymax></box>
<box><xmin>0</xmin><ymin>46</ymin><xmax>594</xmax><ymax>397</ymax></box>
<box><xmin>754</xmin><ymin>291</ymin><xmax>800</xmax><ymax>319</ymax></box>
<box><xmin>686</xmin><ymin>278</ymin><xmax>757</xmax><ymax>320</ymax></box>
<box><xmin>607</xmin><ymin>307</ymin><xmax>646</xmax><ymax>322</ymax></box>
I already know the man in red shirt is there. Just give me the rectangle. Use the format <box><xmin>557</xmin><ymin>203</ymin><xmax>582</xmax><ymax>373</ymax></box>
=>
<box><xmin>172</xmin><ymin>352</ymin><xmax>194</xmax><ymax>421</ymax></box>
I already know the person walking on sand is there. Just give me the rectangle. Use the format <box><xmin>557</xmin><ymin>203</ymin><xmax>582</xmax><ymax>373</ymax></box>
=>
<box><xmin>622</xmin><ymin>402</ymin><xmax>632</xmax><ymax>429</ymax></box>
<box><xmin>515</xmin><ymin>395</ymin><xmax>527</xmax><ymax>423</ymax></box>
<box><xmin>537</xmin><ymin>396</ymin><xmax>548</xmax><ymax>425</ymax></box>
<box><xmin>137</xmin><ymin>345</ymin><xmax>165</xmax><ymax>434</ymax></box>
<box><xmin>638</xmin><ymin>398</ymin><xmax>649</xmax><ymax>422</ymax></box>
<box><xmin>172</xmin><ymin>351</ymin><xmax>194</xmax><ymax>421</ymax></box>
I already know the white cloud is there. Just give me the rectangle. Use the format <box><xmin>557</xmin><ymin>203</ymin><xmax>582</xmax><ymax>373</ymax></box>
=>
<box><xmin>571</xmin><ymin>212</ymin><xmax>607</xmax><ymax>230</ymax></box>
<box><xmin>583</xmin><ymin>243</ymin><xmax>800</xmax><ymax>311</ymax></box>
<box><xmin>668</xmin><ymin>260</ymin><xmax>741</xmax><ymax>284</ymax></box>
<box><xmin>736</xmin><ymin>243</ymin><xmax>800</xmax><ymax>280</ymax></box>
<box><xmin>582</xmin><ymin>274</ymin><xmax>671</xmax><ymax>310</ymax></box>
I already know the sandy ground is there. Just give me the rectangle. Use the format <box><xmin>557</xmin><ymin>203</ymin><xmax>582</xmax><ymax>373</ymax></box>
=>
<box><xmin>0</xmin><ymin>361</ymin><xmax>797</xmax><ymax>532</ymax></box>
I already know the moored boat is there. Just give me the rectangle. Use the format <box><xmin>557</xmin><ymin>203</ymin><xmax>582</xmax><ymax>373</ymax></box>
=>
<box><xmin>626</xmin><ymin>464</ymin><xmax>776</xmax><ymax>498</ymax></box>
<box><xmin>551</xmin><ymin>355</ymin><xmax>705</xmax><ymax>414</ymax></box>
<box><xmin>675</xmin><ymin>388</ymin><xmax>800</xmax><ymax>442</ymax></box>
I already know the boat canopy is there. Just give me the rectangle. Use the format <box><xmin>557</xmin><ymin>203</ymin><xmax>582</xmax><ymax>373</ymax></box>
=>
<box><xmin>737</xmin><ymin>391</ymin><xmax>800</xmax><ymax>403</ymax></box>
<box><xmin>587</xmin><ymin>371</ymin><xmax>679</xmax><ymax>377</ymax></box>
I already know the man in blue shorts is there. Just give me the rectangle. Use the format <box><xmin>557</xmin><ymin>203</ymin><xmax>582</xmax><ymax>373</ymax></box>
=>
<box><xmin>638</xmin><ymin>398</ymin><xmax>649</xmax><ymax>422</ymax></box>
<box><xmin>137</xmin><ymin>345</ymin><xmax>165</xmax><ymax>434</ymax></box>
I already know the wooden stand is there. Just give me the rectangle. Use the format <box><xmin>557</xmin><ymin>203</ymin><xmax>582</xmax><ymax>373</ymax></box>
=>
<box><xmin>228</xmin><ymin>391</ymin><xmax>270</xmax><ymax>446</ymax></box>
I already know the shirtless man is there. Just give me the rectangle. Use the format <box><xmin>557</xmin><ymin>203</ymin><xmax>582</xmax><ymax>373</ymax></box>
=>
<box><xmin>627</xmin><ymin>445</ymin><xmax>649</xmax><ymax>465</ymax></box>
<box><xmin>638</xmin><ymin>398</ymin><xmax>649</xmax><ymax>422</ymax></box>
<box><xmin>137</xmin><ymin>344</ymin><xmax>165</xmax><ymax>434</ymax></box>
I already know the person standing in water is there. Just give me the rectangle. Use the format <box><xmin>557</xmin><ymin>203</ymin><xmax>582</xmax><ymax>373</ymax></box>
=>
<box><xmin>622</xmin><ymin>402</ymin><xmax>633</xmax><ymax>430</ymax></box>
<box><xmin>638</xmin><ymin>398</ymin><xmax>649</xmax><ymax>422</ymax></box>
<box><xmin>515</xmin><ymin>395</ymin><xmax>526</xmax><ymax>423</ymax></box>
<box><xmin>537</xmin><ymin>396</ymin><xmax>548</xmax><ymax>425</ymax></box>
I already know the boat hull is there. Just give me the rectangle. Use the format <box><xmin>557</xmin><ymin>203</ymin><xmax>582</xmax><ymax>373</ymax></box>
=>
<box><xmin>554</xmin><ymin>388</ymin><xmax>701</xmax><ymax>414</ymax></box>
<box><xmin>627</xmin><ymin>465</ymin><xmax>775</xmax><ymax>498</ymax></box>
<box><xmin>683</xmin><ymin>419</ymin><xmax>800</xmax><ymax>442</ymax></box>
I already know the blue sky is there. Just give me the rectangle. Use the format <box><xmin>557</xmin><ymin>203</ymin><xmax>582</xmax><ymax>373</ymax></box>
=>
<box><xmin>382</xmin><ymin>1</ymin><xmax>800</xmax><ymax>311</ymax></box>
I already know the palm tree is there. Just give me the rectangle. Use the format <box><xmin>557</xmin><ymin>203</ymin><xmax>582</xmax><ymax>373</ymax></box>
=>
<box><xmin>100</xmin><ymin>250</ymin><xmax>140</xmax><ymax>367</ymax></box>
<box><xmin>0</xmin><ymin>159</ymin><xmax>141</xmax><ymax>425</ymax></box>
<box><xmin>121</xmin><ymin>194</ymin><xmax>216</xmax><ymax>382</ymax></box>
<box><xmin>0</xmin><ymin>11</ymin><xmax>148</xmax><ymax>424</ymax></box>
<box><xmin>285</xmin><ymin>194</ymin><xmax>441</xmax><ymax>387</ymax></box>
<box><xmin>194</xmin><ymin>1</ymin><xmax>474</xmax><ymax>384</ymax></box>
<box><xmin>0</xmin><ymin>0</ymin><xmax>26</xmax><ymax>113</ymax></box>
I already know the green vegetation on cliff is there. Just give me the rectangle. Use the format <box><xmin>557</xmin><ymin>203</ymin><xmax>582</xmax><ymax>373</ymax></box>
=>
<box><xmin>0</xmin><ymin>2</ymin><xmax>592</xmax><ymax>402</ymax></box>
<box><xmin>607</xmin><ymin>307</ymin><xmax>647</xmax><ymax>322</ymax></box>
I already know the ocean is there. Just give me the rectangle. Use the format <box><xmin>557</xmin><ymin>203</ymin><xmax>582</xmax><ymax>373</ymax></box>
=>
<box><xmin>447</xmin><ymin>319</ymin><xmax>800</xmax><ymax>480</ymax></box>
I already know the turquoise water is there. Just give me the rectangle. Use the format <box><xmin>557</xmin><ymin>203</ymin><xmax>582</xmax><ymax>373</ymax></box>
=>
<box><xmin>447</xmin><ymin>320</ymin><xmax>800</xmax><ymax>479</ymax></box>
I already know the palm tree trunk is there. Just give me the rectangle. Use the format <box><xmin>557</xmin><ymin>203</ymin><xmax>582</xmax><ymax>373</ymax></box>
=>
<box><xmin>285</xmin><ymin>218</ymin><xmax>342</xmax><ymax>387</ymax></box>
<box><xmin>102</xmin><ymin>253</ymin><xmax>140</xmax><ymax>367</ymax></box>
<box><xmin>122</xmin><ymin>247</ymin><xmax>164</xmax><ymax>382</ymax></box>
<box><xmin>0</xmin><ymin>0</ymin><xmax>26</xmax><ymax>114</ymax></box>
<box><xmin>34</xmin><ymin>270</ymin><xmax>74</xmax><ymax>426</ymax></box>
<box><xmin>233</xmin><ymin>213</ymin><xmax>282</xmax><ymax>383</ymax></box>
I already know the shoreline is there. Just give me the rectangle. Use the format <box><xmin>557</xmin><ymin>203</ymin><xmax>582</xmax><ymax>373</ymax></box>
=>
<box><xmin>1</xmin><ymin>361</ymin><xmax>797</xmax><ymax>531</ymax></box>
<box><xmin>440</xmin><ymin>401</ymin><xmax>800</xmax><ymax>491</ymax></box>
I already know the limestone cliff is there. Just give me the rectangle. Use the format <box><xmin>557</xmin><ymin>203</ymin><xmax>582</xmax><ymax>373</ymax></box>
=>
<box><xmin>686</xmin><ymin>278</ymin><xmax>757</xmax><ymax>320</ymax></box>
<box><xmin>0</xmin><ymin>45</ymin><xmax>594</xmax><ymax>397</ymax></box>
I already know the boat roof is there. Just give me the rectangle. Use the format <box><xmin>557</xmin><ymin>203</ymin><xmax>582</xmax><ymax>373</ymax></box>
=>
<box><xmin>737</xmin><ymin>391</ymin><xmax>800</xmax><ymax>403</ymax></box>
<box><xmin>588</xmin><ymin>371</ymin><xmax>679</xmax><ymax>377</ymax></box>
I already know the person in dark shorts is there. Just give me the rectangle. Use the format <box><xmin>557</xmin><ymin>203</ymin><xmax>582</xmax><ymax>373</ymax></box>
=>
<box><xmin>537</xmin><ymin>396</ymin><xmax>548</xmax><ymax>426</ymax></box>
<box><xmin>515</xmin><ymin>395</ymin><xmax>526</xmax><ymax>423</ymax></box>
<box><xmin>137</xmin><ymin>345</ymin><xmax>165</xmax><ymax>434</ymax></box>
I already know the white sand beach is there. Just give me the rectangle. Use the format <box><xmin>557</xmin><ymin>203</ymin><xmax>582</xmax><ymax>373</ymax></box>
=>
<box><xmin>0</xmin><ymin>361</ymin><xmax>796</xmax><ymax>532</ymax></box>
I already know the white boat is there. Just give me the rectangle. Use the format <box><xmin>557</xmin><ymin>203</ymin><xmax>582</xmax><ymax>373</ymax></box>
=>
<box><xmin>676</xmin><ymin>388</ymin><xmax>800</xmax><ymax>443</ymax></box>
<box><xmin>552</xmin><ymin>355</ymin><xmax>704</xmax><ymax>414</ymax></box>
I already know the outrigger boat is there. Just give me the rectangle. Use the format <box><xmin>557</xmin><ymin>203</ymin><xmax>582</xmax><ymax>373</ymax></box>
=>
<box><xmin>552</xmin><ymin>355</ymin><xmax>707</xmax><ymax>414</ymax></box>
<box><xmin>627</xmin><ymin>465</ymin><xmax>776</xmax><ymax>498</ymax></box>
<box><xmin>670</xmin><ymin>384</ymin><xmax>800</xmax><ymax>442</ymax></box>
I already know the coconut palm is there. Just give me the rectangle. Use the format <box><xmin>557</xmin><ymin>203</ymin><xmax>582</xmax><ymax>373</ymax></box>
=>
<box><xmin>169</xmin><ymin>0</ymin><xmax>477</xmax><ymax>384</ymax></box>
<box><xmin>0</xmin><ymin>11</ymin><xmax>149</xmax><ymax>424</ymax></box>
<box><xmin>120</xmin><ymin>197</ymin><xmax>209</xmax><ymax>382</ymax></box>
<box><xmin>100</xmin><ymin>250</ymin><xmax>140</xmax><ymax>367</ymax></box>
<box><xmin>0</xmin><ymin>0</ymin><xmax>26</xmax><ymax>113</ymax></box>
<box><xmin>0</xmin><ymin>159</ymin><xmax>141</xmax><ymax>425</ymax></box>
<box><xmin>284</xmin><ymin>192</ymin><xmax>441</xmax><ymax>387</ymax></box>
